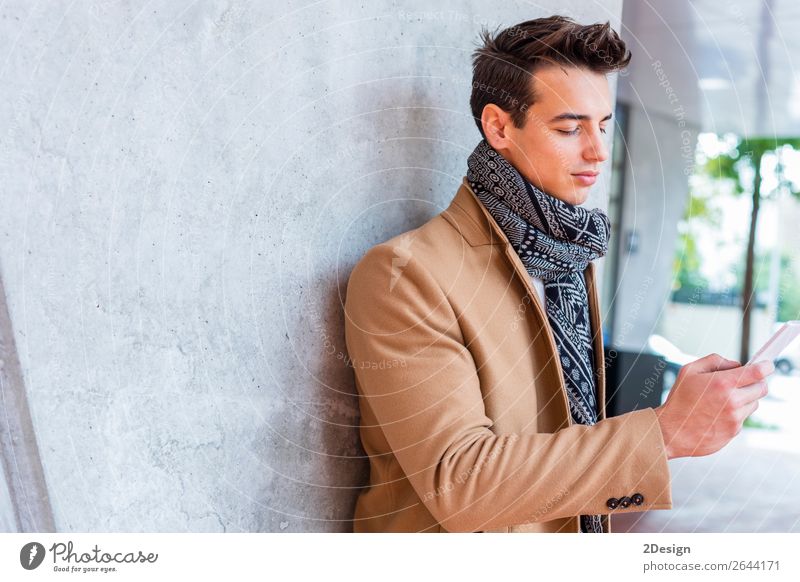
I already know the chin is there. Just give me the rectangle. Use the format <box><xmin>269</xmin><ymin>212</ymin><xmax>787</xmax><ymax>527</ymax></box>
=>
<box><xmin>553</xmin><ymin>189</ymin><xmax>589</xmax><ymax>206</ymax></box>
<box><xmin>573</xmin><ymin>192</ymin><xmax>590</xmax><ymax>206</ymax></box>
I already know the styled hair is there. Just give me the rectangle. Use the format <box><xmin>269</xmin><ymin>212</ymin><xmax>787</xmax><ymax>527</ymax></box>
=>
<box><xmin>470</xmin><ymin>15</ymin><xmax>631</xmax><ymax>138</ymax></box>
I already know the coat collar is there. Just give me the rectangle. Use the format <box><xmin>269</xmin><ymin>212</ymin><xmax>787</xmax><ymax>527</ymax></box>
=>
<box><xmin>442</xmin><ymin>177</ymin><xmax>598</xmax><ymax>282</ymax></box>
<box><xmin>442</xmin><ymin>177</ymin><xmax>506</xmax><ymax>247</ymax></box>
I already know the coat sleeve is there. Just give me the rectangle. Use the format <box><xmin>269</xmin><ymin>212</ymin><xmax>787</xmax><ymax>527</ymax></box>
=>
<box><xmin>344</xmin><ymin>242</ymin><xmax>672</xmax><ymax>532</ymax></box>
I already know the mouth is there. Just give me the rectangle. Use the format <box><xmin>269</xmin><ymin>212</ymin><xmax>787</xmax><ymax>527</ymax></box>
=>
<box><xmin>571</xmin><ymin>171</ymin><xmax>599</xmax><ymax>186</ymax></box>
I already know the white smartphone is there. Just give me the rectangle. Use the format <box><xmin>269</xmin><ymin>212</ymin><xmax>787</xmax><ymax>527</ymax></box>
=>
<box><xmin>747</xmin><ymin>321</ymin><xmax>800</xmax><ymax>365</ymax></box>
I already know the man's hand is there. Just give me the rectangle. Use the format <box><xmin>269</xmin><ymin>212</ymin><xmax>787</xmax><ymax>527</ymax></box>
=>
<box><xmin>653</xmin><ymin>354</ymin><xmax>775</xmax><ymax>460</ymax></box>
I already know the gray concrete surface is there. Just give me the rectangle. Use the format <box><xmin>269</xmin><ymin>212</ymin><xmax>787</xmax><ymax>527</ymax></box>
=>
<box><xmin>0</xmin><ymin>1</ymin><xmax>623</xmax><ymax>532</ymax></box>
<box><xmin>0</xmin><ymin>275</ymin><xmax>55</xmax><ymax>532</ymax></box>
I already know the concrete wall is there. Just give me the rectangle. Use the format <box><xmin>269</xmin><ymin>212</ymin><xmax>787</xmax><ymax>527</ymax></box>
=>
<box><xmin>0</xmin><ymin>0</ymin><xmax>622</xmax><ymax>532</ymax></box>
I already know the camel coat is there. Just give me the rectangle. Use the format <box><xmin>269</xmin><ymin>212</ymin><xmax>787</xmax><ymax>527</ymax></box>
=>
<box><xmin>344</xmin><ymin>178</ymin><xmax>672</xmax><ymax>533</ymax></box>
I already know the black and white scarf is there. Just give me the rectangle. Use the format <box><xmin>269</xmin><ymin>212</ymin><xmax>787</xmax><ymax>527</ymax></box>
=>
<box><xmin>466</xmin><ymin>139</ymin><xmax>611</xmax><ymax>534</ymax></box>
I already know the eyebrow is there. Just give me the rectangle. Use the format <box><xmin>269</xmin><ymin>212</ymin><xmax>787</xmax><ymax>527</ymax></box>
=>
<box><xmin>548</xmin><ymin>112</ymin><xmax>613</xmax><ymax>123</ymax></box>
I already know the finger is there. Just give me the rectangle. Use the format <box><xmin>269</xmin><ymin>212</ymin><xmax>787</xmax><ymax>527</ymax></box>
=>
<box><xmin>736</xmin><ymin>399</ymin><xmax>760</xmax><ymax>424</ymax></box>
<box><xmin>715</xmin><ymin>361</ymin><xmax>775</xmax><ymax>388</ymax></box>
<box><xmin>686</xmin><ymin>353</ymin><xmax>741</xmax><ymax>374</ymax></box>
<box><xmin>732</xmin><ymin>381</ymin><xmax>769</xmax><ymax>406</ymax></box>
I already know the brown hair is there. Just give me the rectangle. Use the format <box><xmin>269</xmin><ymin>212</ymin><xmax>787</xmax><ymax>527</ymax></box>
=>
<box><xmin>470</xmin><ymin>15</ymin><xmax>631</xmax><ymax>138</ymax></box>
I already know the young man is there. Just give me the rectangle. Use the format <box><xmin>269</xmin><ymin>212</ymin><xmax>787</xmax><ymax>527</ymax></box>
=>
<box><xmin>344</xmin><ymin>16</ymin><xmax>773</xmax><ymax>533</ymax></box>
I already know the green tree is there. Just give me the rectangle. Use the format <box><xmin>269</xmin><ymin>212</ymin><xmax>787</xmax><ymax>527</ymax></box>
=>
<box><xmin>702</xmin><ymin>137</ymin><xmax>800</xmax><ymax>362</ymax></box>
<box><xmin>731</xmin><ymin>251</ymin><xmax>771</xmax><ymax>303</ymax></box>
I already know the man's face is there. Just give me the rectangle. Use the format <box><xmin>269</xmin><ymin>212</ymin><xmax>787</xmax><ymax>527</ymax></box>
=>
<box><xmin>484</xmin><ymin>65</ymin><xmax>612</xmax><ymax>206</ymax></box>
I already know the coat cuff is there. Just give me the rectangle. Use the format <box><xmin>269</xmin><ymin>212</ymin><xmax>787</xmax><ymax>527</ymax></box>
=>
<box><xmin>591</xmin><ymin>407</ymin><xmax>673</xmax><ymax>515</ymax></box>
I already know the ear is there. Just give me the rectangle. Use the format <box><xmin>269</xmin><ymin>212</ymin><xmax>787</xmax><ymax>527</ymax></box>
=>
<box><xmin>481</xmin><ymin>104</ymin><xmax>514</xmax><ymax>150</ymax></box>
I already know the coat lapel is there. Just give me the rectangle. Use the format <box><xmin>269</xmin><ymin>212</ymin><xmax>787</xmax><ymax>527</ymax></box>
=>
<box><xmin>442</xmin><ymin>178</ymin><xmax>607</xmax><ymax>422</ymax></box>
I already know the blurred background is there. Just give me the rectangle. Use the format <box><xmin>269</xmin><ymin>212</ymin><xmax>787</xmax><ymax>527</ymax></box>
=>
<box><xmin>603</xmin><ymin>0</ymin><xmax>800</xmax><ymax>533</ymax></box>
<box><xmin>1</xmin><ymin>0</ymin><xmax>798</xmax><ymax>533</ymax></box>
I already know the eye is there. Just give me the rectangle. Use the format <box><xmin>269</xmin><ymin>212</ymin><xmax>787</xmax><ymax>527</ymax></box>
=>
<box><xmin>600</xmin><ymin>127</ymin><xmax>608</xmax><ymax>134</ymax></box>
<box><xmin>557</xmin><ymin>127</ymin><xmax>580</xmax><ymax>136</ymax></box>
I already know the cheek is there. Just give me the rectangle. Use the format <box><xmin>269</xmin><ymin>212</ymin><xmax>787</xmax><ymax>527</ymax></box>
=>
<box><xmin>540</xmin><ymin>138</ymin><xmax>568</xmax><ymax>168</ymax></box>
<box><xmin>546</xmin><ymin>147</ymin><xmax>572</xmax><ymax>183</ymax></box>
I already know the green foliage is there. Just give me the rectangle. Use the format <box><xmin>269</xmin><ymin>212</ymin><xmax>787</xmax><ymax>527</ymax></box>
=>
<box><xmin>778</xmin><ymin>254</ymin><xmax>800</xmax><ymax>322</ymax></box>
<box><xmin>730</xmin><ymin>252</ymin><xmax>771</xmax><ymax>295</ymax></box>
<box><xmin>673</xmin><ymin>227</ymin><xmax>709</xmax><ymax>291</ymax></box>
<box><xmin>743</xmin><ymin>416</ymin><xmax>779</xmax><ymax>430</ymax></box>
<box><xmin>672</xmin><ymin>178</ymin><xmax>722</xmax><ymax>293</ymax></box>
<box><xmin>674</xmin><ymin>135</ymin><xmax>800</xmax><ymax>306</ymax></box>
<box><xmin>703</xmin><ymin>151</ymin><xmax>745</xmax><ymax>193</ymax></box>
<box><xmin>703</xmin><ymin>136</ymin><xmax>800</xmax><ymax>201</ymax></box>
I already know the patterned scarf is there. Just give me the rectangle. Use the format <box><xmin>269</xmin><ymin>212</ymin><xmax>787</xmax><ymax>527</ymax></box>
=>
<box><xmin>466</xmin><ymin>139</ymin><xmax>611</xmax><ymax>534</ymax></box>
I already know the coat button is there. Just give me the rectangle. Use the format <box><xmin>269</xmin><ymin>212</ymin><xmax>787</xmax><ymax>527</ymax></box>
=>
<box><xmin>606</xmin><ymin>497</ymin><xmax>619</xmax><ymax>509</ymax></box>
<box><xmin>632</xmin><ymin>493</ymin><xmax>644</xmax><ymax>506</ymax></box>
<box><xmin>619</xmin><ymin>496</ymin><xmax>632</xmax><ymax>508</ymax></box>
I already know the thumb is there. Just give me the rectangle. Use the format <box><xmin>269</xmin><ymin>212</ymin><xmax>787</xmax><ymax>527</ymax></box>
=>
<box><xmin>688</xmin><ymin>353</ymin><xmax>741</xmax><ymax>374</ymax></box>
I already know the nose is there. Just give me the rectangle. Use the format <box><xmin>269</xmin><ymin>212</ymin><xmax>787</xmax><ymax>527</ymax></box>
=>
<box><xmin>583</xmin><ymin>128</ymin><xmax>609</xmax><ymax>163</ymax></box>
